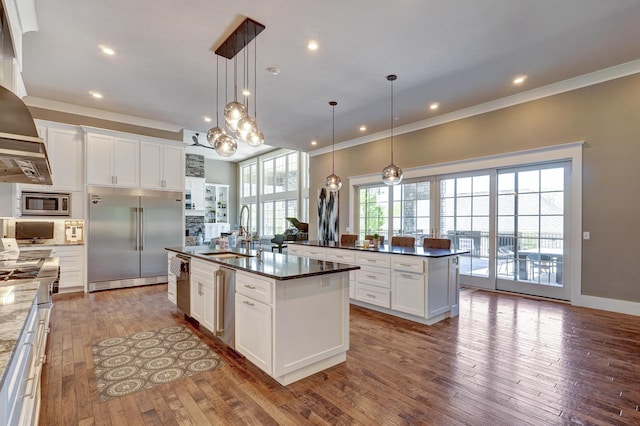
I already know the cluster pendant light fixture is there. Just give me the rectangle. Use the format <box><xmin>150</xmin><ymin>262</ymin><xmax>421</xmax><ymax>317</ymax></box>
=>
<box><xmin>381</xmin><ymin>74</ymin><xmax>404</xmax><ymax>186</ymax></box>
<box><xmin>207</xmin><ymin>18</ymin><xmax>265</xmax><ymax>157</ymax></box>
<box><xmin>324</xmin><ymin>101</ymin><xmax>342</xmax><ymax>192</ymax></box>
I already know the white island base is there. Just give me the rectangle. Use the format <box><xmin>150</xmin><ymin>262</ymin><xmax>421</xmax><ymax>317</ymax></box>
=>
<box><xmin>235</xmin><ymin>270</ymin><xmax>350</xmax><ymax>386</ymax></box>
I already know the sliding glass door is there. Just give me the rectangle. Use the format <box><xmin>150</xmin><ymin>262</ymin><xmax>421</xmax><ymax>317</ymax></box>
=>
<box><xmin>496</xmin><ymin>163</ymin><xmax>570</xmax><ymax>299</ymax></box>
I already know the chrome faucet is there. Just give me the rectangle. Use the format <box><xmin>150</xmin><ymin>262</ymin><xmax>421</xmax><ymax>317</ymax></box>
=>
<box><xmin>239</xmin><ymin>204</ymin><xmax>251</xmax><ymax>245</ymax></box>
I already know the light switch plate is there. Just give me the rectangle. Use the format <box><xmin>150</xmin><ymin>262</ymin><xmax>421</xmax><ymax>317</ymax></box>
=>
<box><xmin>583</xmin><ymin>231</ymin><xmax>590</xmax><ymax>240</ymax></box>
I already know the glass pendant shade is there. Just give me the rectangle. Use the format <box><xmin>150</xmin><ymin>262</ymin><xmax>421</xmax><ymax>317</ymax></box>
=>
<box><xmin>246</xmin><ymin>128</ymin><xmax>264</xmax><ymax>147</ymax></box>
<box><xmin>224</xmin><ymin>101</ymin><xmax>247</xmax><ymax>130</ymax></box>
<box><xmin>206</xmin><ymin>126</ymin><xmax>226</xmax><ymax>145</ymax></box>
<box><xmin>213</xmin><ymin>134</ymin><xmax>237</xmax><ymax>157</ymax></box>
<box><xmin>382</xmin><ymin>163</ymin><xmax>404</xmax><ymax>185</ymax></box>
<box><xmin>237</xmin><ymin>116</ymin><xmax>257</xmax><ymax>140</ymax></box>
<box><xmin>324</xmin><ymin>173</ymin><xmax>342</xmax><ymax>192</ymax></box>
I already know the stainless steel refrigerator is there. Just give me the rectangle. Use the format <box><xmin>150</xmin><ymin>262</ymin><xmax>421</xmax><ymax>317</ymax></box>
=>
<box><xmin>88</xmin><ymin>187</ymin><xmax>183</xmax><ymax>292</ymax></box>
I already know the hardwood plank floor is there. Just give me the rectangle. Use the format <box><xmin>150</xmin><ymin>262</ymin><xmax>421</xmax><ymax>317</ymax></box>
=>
<box><xmin>39</xmin><ymin>285</ymin><xmax>640</xmax><ymax>425</ymax></box>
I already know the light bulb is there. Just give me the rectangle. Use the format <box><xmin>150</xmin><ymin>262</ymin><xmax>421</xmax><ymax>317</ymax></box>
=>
<box><xmin>214</xmin><ymin>134</ymin><xmax>237</xmax><ymax>157</ymax></box>
<box><xmin>237</xmin><ymin>116</ymin><xmax>257</xmax><ymax>140</ymax></box>
<box><xmin>381</xmin><ymin>163</ymin><xmax>404</xmax><ymax>185</ymax></box>
<box><xmin>246</xmin><ymin>129</ymin><xmax>264</xmax><ymax>147</ymax></box>
<box><xmin>324</xmin><ymin>174</ymin><xmax>342</xmax><ymax>192</ymax></box>
<box><xmin>206</xmin><ymin>126</ymin><xmax>226</xmax><ymax>145</ymax></box>
<box><xmin>223</xmin><ymin>101</ymin><xmax>246</xmax><ymax>131</ymax></box>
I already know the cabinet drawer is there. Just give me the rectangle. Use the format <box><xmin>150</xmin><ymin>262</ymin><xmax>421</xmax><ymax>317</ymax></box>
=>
<box><xmin>356</xmin><ymin>283</ymin><xmax>390</xmax><ymax>308</ymax></box>
<box><xmin>356</xmin><ymin>267</ymin><xmax>391</xmax><ymax>289</ymax></box>
<box><xmin>356</xmin><ymin>251</ymin><xmax>391</xmax><ymax>268</ymax></box>
<box><xmin>326</xmin><ymin>249</ymin><xmax>356</xmax><ymax>264</ymax></box>
<box><xmin>287</xmin><ymin>244</ymin><xmax>304</xmax><ymax>256</ymax></box>
<box><xmin>303</xmin><ymin>247</ymin><xmax>327</xmax><ymax>260</ymax></box>
<box><xmin>236</xmin><ymin>273</ymin><xmax>273</xmax><ymax>305</ymax></box>
<box><xmin>391</xmin><ymin>256</ymin><xmax>424</xmax><ymax>273</ymax></box>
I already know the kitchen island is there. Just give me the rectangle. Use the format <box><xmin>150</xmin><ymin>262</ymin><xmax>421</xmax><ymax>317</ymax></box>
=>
<box><xmin>288</xmin><ymin>241</ymin><xmax>466</xmax><ymax>326</ymax></box>
<box><xmin>165</xmin><ymin>246</ymin><xmax>359</xmax><ymax>385</ymax></box>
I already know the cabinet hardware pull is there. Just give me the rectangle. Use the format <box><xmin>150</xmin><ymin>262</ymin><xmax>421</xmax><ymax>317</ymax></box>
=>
<box><xmin>367</xmin><ymin>275</ymin><xmax>377</xmax><ymax>279</ymax></box>
<box><xmin>243</xmin><ymin>300</ymin><xmax>255</xmax><ymax>306</ymax></box>
<box><xmin>366</xmin><ymin>294</ymin><xmax>377</xmax><ymax>299</ymax></box>
<box><xmin>399</xmin><ymin>263</ymin><xmax>412</xmax><ymax>267</ymax></box>
<box><xmin>401</xmin><ymin>273</ymin><xmax>413</xmax><ymax>278</ymax></box>
<box><xmin>244</xmin><ymin>284</ymin><xmax>256</xmax><ymax>289</ymax></box>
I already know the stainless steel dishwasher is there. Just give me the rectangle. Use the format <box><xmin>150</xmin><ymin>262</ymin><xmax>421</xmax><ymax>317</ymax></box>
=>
<box><xmin>175</xmin><ymin>254</ymin><xmax>191</xmax><ymax>315</ymax></box>
<box><xmin>214</xmin><ymin>266</ymin><xmax>236</xmax><ymax>348</ymax></box>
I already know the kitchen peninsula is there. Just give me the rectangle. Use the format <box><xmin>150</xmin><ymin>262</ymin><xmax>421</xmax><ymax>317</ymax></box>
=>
<box><xmin>165</xmin><ymin>246</ymin><xmax>359</xmax><ymax>385</ymax></box>
<box><xmin>288</xmin><ymin>241</ymin><xmax>465</xmax><ymax>326</ymax></box>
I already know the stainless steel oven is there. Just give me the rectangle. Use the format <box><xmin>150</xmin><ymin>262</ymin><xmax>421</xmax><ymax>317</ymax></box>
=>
<box><xmin>21</xmin><ymin>191</ymin><xmax>71</xmax><ymax>216</ymax></box>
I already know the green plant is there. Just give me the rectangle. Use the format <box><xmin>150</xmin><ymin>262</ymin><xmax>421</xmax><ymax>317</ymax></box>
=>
<box><xmin>372</xmin><ymin>233</ymin><xmax>380</xmax><ymax>240</ymax></box>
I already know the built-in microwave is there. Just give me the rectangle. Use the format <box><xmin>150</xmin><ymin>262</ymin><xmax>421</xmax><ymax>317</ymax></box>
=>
<box><xmin>21</xmin><ymin>191</ymin><xmax>71</xmax><ymax>216</ymax></box>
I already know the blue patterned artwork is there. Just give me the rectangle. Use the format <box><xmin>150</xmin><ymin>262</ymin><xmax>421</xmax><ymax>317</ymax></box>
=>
<box><xmin>317</xmin><ymin>188</ymin><xmax>338</xmax><ymax>242</ymax></box>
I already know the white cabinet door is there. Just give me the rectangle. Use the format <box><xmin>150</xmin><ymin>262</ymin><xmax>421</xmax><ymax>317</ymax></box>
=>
<box><xmin>161</xmin><ymin>144</ymin><xmax>185</xmax><ymax>191</ymax></box>
<box><xmin>201</xmin><ymin>281</ymin><xmax>215</xmax><ymax>332</ymax></box>
<box><xmin>391</xmin><ymin>271</ymin><xmax>425</xmax><ymax>316</ymax></box>
<box><xmin>426</xmin><ymin>258</ymin><xmax>451</xmax><ymax>319</ymax></box>
<box><xmin>51</xmin><ymin>245</ymin><xmax>85</xmax><ymax>293</ymax></box>
<box><xmin>86</xmin><ymin>133</ymin><xmax>114</xmax><ymax>186</ymax></box>
<box><xmin>86</xmin><ymin>133</ymin><xmax>139</xmax><ymax>187</ymax></box>
<box><xmin>190</xmin><ymin>277</ymin><xmax>204</xmax><ymax>323</ymax></box>
<box><xmin>185</xmin><ymin>177</ymin><xmax>205</xmax><ymax>215</ymax></box>
<box><xmin>113</xmin><ymin>137</ymin><xmax>139</xmax><ymax>187</ymax></box>
<box><xmin>235</xmin><ymin>293</ymin><xmax>272</xmax><ymax>374</ymax></box>
<box><xmin>139</xmin><ymin>141</ymin><xmax>163</xmax><ymax>189</ymax></box>
<box><xmin>47</xmin><ymin>127</ymin><xmax>84</xmax><ymax>191</ymax></box>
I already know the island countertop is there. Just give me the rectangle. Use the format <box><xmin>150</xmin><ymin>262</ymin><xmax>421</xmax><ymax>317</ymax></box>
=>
<box><xmin>166</xmin><ymin>246</ymin><xmax>360</xmax><ymax>280</ymax></box>
<box><xmin>290</xmin><ymin>240</ymin><xmax>468</xmax><ymax>257</ymax></box>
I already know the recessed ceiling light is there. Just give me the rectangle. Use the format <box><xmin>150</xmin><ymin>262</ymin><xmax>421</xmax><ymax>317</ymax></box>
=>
<box><xmin>359</xmin><ymin>125</ymin><xmax>367</xmax><ymax>131</ymax></box>
<box><xmin>204</xmin><ymin>116</ymin><xmax>212</xmax><ymax>123</ymax></box>
<box><xmin>242</xmin><ymin>88</ymin><xmax>251</xmax><ymax>97</ymax></box>
<box><xmin>307</xmin><ymin>40</ymin><xmax>318</xmax><ymax>50</ymax></box>
<box><xmin>311</xmin><ymin>140</ymin><xmax>317</xmax><ymax>146</ymax></box>
<box><xmin>429</xmin><ymin>102</ymin><xmax>439</xmax><ymax>110</ymax></box>
<box><xmin>513</xmin><ymin>75</ymin><xmax>527</xmax><ymax>85</ymax></box>
<box><xmin>89</xmin><ymin>91</ymin><xmax>103</xmax><ymax>99</ymax></box>
<box><xmin>99</xmin><ymin>45</ymin><xmax>115</xmax><ymax>55</ymax></box>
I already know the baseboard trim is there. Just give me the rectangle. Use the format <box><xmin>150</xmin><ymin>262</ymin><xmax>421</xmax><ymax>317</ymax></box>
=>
<box><xmin>574</xmin><ymin>294</ymin><xmax>640</xmax><ymax>317</ymax></box>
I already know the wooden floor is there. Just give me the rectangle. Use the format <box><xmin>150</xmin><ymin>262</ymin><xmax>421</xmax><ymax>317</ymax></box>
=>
<box><xmin>39</xmin><ymin>285</ymin><xmax>640</xmax><ymax>425</ymax></box>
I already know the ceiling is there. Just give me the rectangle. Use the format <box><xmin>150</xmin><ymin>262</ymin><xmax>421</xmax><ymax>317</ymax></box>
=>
<box><xmin>20</xmin><ymin>0</ymin><xmax>640</xmax><ymax>161</ymax></box>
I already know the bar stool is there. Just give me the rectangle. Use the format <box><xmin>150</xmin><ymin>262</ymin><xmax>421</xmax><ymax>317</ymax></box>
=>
<box><xmin>340</xmin><ymin>234</ymin><xmax>358</xmax><ymax>245</ymax></box>
<box><xmin>423</xmin><ymin>238</ymin><xmax>451</xmax><ymax>249</ymax></box>
<box><xmin>391</xmin><ymin>236</ymin><xmax>415</xmax><ymax>247</ymax></box>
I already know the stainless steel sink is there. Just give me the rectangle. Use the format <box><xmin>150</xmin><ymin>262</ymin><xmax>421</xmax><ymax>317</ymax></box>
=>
<box><xmin>200</xmin><ymin>251</ymin><xmax>253</xmax><ymax>260</ymax></box>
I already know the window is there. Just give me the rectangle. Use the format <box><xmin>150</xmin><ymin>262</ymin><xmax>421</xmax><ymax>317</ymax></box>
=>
<box><xmin>393</xmin><ymin>181</ymin><xmax>431</xmax><ymax>244</ymax></box>
<box><xmin>240</xmin><ymin>150</ymin><xmax>308</xmax><ymax>237</ymax></box>
<box><xmin>358</xmin><ymin>186</ymin><xmax>389</xmax><ymax>241</ymax></box>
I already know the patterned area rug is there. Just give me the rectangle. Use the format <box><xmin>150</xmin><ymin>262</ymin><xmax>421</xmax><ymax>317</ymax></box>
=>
<box><xmin>92</xmin><ymin>325</ymin><xmax>222</xmax><ymax>402</ymax></box>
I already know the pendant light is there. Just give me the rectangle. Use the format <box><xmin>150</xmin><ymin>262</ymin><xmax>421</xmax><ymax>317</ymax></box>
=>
<box><xmin>246</xmin><ymin>36</ymin><xmax>264</xmax><ymax>146</ymax></box>
<box><xmin>224</xmin><ymin>44</ymin><xmax>247</xmax><ymax>132</ymax></box>
<box><xmin>324</xmin><ymin>101</ymin><xmax>342</xmax><ymax>192</ymax></box>
<box><xmin>206</xmin><ymin>56</ymin><xmax>227</xmax><ymax>146</ymax></box>
<box><xmin>237</xmin><ymin>40</ymin><xmax>257</xmax><ymax>141</ymax></box>
<box><xmin>381</xmin><ymin>74</ymin><xmax>403</xmax><ymax>186</ymax></box>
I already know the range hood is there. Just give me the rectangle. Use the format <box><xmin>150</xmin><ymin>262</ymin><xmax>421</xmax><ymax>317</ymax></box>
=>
<box><xmin>0</xmin><ymin>85</ymin><xmax>52</xmax><ymax>185</ymax></box>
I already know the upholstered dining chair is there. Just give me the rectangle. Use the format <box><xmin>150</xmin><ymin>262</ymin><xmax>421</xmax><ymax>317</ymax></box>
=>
<box><xmin>391</xmin><ymin>236</ymin><xmax>415</xmax><ymax>247</ymax></box>
<box><xmin>364</xmin><ymin>235</ymin><xmax>385</xmax><ymax>245</ymax></box>
<box><xmin>340</xmin><ymin>234</ymin><xmax>358</xmax><ymax>245</ymax></box>
<box><xmin>423</xmin><ymin>238</ymin><xmax>451</xmax><ymax>249</ymax></box>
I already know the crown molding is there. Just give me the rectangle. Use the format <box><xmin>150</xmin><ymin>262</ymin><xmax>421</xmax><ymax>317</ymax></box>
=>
<box><xmin>23</xmin><ymin>96</ymin><xmax>184</xmax><ymax>133</ymax></box>
<box><xmin>309</xmin><ymin>59</ymin><xmax>640</xmax><ymax>157</ymax></box>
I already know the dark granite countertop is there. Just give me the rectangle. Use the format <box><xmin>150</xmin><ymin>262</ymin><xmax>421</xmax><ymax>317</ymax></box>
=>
<box><xmin>166</xmin><ymin>246</ymin><xmax>360</xmax><ymax>281</ymax></box>
<box><xmin>290</xmin><ymin>240</ymin><xmax>468</xmax><ymax>258</ymax></box>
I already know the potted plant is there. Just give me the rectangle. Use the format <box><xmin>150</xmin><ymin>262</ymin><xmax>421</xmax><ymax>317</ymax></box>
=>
<box><xmin>372</xmin><ymin>233</ymin><xmax>380</xmax><ymax>249</ymax></box>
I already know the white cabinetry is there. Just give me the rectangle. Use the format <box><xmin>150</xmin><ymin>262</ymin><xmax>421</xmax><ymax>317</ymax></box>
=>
<box><xmin>234</xmin><ymin>270</ymin><xmax>349</xmax><ymax>385</ymax></box>
<box><xmin>326</xmin><ymin>249</ymin><xmax>357</xmax><ymax>299</ymax></box>
<box><xmin>189</xmin><ymin>258</ymin><xmax>217</xmax><ymax>332</ymax></box>
<box><xmin>0</xmin><ymin>183</ymin><xmax>20</xmax><ymax>217</ymax></box>
<box><xmin>287</xmin><ymin>244</ymin><xmax>327</xmax><ymax>260</ymax></box>
<box><xmin>391</xmin><ymin>257</ymin><xmax>425</xmax><ymax>317</ymax></box>
<box><xmin>0</xmin><ymin>299</ymin><xmax>50</xmax><ymax>425</ymax></box>
<box><xmin>235</xmin><ymin>276</ymin><xmax>273</xmax><ymax>374</ymax></box>
<box><xmin>185</xmin><ymin>177</ymin><xmax>205</xmax><ymax>216</ymax></box>
<box><xmin>140</xmin><ymin>141</ymin><xmax>184</xmax><ymax>191</ymax></box>
<box><xmin>355</xmin><ymin>251</ymin><xmax>391</xmax><ymax>308</ymax></box>
<box><xmin>23</xmin><ymin>124</ymin><xmax>84</xmax><ymax>192</ymax></box>
<box><xmin>86</xmin><ymin>133</ymin><xmax>139</xmax><ymax>187</ymax></box>
<box><xmin>51</xmin><ymin>245</ymin><xmax>85</xmax><ymax>293</ymax></box>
